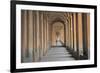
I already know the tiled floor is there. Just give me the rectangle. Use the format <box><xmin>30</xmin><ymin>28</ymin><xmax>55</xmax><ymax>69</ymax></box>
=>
<box><xmin>40</xmin><ymin>42</ymin><xmax>75</xmax><ymax>62</ymax></box>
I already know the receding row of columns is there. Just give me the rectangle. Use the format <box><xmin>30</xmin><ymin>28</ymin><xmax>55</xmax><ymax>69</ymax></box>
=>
<box><xmin>21</xmin><ymin>10</ymin><xmax>49</xmax><ymax>62</ymax></box>
<box><xmin>66</xmin><ymin>13</ymin><xmax>90</xmax><ymax>59</ymax></box>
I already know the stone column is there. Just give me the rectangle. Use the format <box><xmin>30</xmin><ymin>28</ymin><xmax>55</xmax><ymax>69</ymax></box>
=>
<box><xmin>73</xmin><ymin>13</ymin><xmax>77</xmax><ymax>52</ymax></box>
<box><xmin>67</xmin><ymin>13</ymin><xmax>70</xmax><ymax>47</ymax></box>
<box><xmin>82</xmin><ymin>13</ymin><xmax>89</xmax><ymax>59</ymax></box>
<box><xmin>87</xmin><ymin>13</ymin><xmax>90</xmax><ymax>59</ymax></box>
<box><xmin>77</xmin><ymin>13</ymin><xmax>83</xmax><ymax>56</ymax></box>
<box><xmin>46</xmin><ymin>14</ymin><xmax>49</xmax><ymax>50</ymax></box>
<box><xmin>65</xmin><ymin>13</ymin><xmax>68</xmax><ymax>47</ymax></box>
<box><xmin>43</xmin><ymin>12</ymin><xmax>47</xmax><ymax>55</ymax></box>
<box><xmin>66</xmin><ymin>20</ymin><xmax>69</xmax><ymax>47</ymax></box>
<box><xmin>27</xmin><ymin>10</ymin><xmax>34</xmax><ymax>62</ymax></box>
<box><xmin>72</xmin><ymin>13</ymin><xmax>75</xmax><ymax>51</ymax></box>
<box><xmin>42</xmin><ymin>12</ymin><xmax>45</xmax><ymax>56</ymax></box>
<box><xmin>36</xmin><ymin>11</ymin><xmax>40</xmax><ymax>61</ymax></box>
<box><xmin>69</xmin><ymin>13</ymin><xmax>71</xmax><ymax>48</ymax></box>
<box><xmin>70</xmin><ymin>13</ymin><xmax>73</xmax><ymax>50</ymax></box>
<box><xmin>32</xmin><ymin>11</ymin><xmax>37</xmax><ymax>62</ymax></box>
<box><xmin>76</xmin><ymin>13</ymin><xmax>80</xmax><ymax>59</ymax></box>
<box><xmin>41</xmin><ymin>12</ymin><xmax>44</xmax><ymax>57</ymax></box>
<box><xmin>21</xmin><ymin>10</ymin><xmax>28</xmax><ymax>62</ymax></box>
<box><xmin>39</xmin><ymin>12</ymin><xmax>42</xmax><ymax>59</ymax></box>
<box><xmin>45</xmin><ymin>14</ymin><xmax>48</xmax><ymax>54</ymax></box>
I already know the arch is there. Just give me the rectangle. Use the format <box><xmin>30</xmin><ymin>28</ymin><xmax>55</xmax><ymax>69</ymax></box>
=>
<box><xmin>47</xmin><ymin>13</ymin><xmax>70</xmax><ymax>47</ymax></box>
<box><xmin>49</xmin><ymin>20</ymin><xmax>66</xmax><ymax>47</ymax></box>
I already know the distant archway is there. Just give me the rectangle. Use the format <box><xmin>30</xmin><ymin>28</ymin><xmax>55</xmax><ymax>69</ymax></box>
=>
<box><xmin>51</xmin><ymin>21</ymin><xmax>65</xmax><ymax>46</ymax></box>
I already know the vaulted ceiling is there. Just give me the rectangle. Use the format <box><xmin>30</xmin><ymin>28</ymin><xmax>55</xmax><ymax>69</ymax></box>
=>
<box><xmin>45</xmin><ymin>11</ymin><xmax>71</xmax><ymax>25</ymax></box>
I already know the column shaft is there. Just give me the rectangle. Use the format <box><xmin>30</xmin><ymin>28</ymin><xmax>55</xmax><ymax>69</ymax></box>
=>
<box><xmin>73</xmin><ymin>13</ymin><xmax>77</xmax><ymax>52</ymax></box>
<box><xmin>21</xmin><ymin>10</ymin><xmax>28</xmax><ymax>62</ymax></box>
<box><xmin>77</xmin><ymin>13</ymin><xmax>83</xmax><ymax>56</ymax></box>
<box><xmin>27</xmin><ymin>10</ymin><xmax>34</xmax><ymax>61</ymax></box>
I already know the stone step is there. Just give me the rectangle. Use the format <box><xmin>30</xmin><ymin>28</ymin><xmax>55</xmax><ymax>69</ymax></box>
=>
<box><xmin>40</xmin><ymin>46</ymin><xmax>75</xmax><ymax>62</ymax></box>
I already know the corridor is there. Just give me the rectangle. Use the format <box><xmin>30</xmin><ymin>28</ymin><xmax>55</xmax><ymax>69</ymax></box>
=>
<box><xmin>21</xmin><ymin>10</ymin><xmax>90</xmax><ymax>63</ymax></box>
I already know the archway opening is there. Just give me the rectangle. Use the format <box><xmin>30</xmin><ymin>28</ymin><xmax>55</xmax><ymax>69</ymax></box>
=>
<box><xmin>51</xmin><ymin>22</ymin><xmax>65</xmax><ymax>47</ymax></box>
